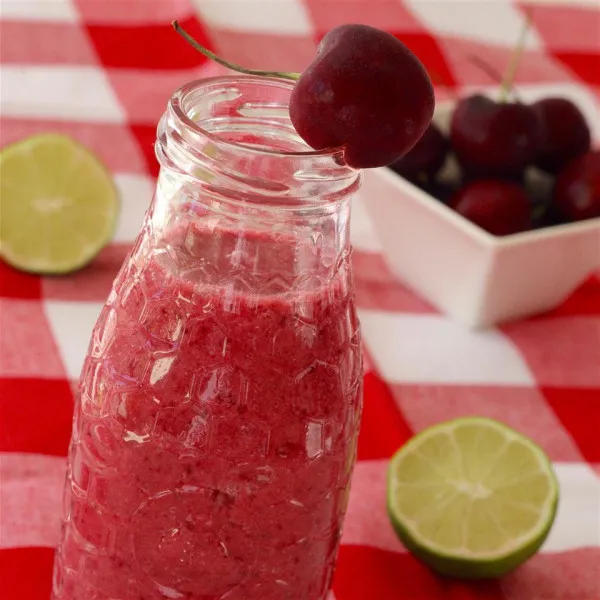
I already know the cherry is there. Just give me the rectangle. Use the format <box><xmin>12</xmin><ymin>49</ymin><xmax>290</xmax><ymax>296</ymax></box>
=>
<box><xmin>532</xmin><ymin>97</ymin><xmax>591</xmax><ymax>174</ymax></box>
<box><xmin>553</xmin><ymin>151</ymin><xmax>600</xmax><ymax>222</ymax></box>
<box><xmin>289</xmin><ymin>25</ymin><xmax>434</xmax><ymax>168</ymax></box>
<box><xmin>173</xmin><ymin>22</ymin><xmax>434</xmax><ymax>169</ymax></box>
<box><xmin>450</xmin><ymin>95</ymin><xmax>541</xmax><ymax>179</ymax></box>
<box><xmin>388</xmin><ymin>122</ymin><xmax>448</xmax><ymax>182</ymax></box>
<box><xmin>449</xmin><ymin>180</ymin><xmax>532</xmax><ymax>236</ymax></box>
<box><xmin>449</xmin><ymin>12</ymin><xmax>541</xmax><ymax>179</ymax></box>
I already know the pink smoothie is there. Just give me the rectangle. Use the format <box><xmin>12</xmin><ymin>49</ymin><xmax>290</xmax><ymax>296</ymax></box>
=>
<box><xmin>53</xmin><ymin>220</ymin><xmax>363</xmax><ymax>600</ymax></box>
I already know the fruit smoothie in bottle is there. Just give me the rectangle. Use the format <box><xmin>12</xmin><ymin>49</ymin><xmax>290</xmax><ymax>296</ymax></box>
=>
<box><xmin>52</xmin><ymin>77</ymin><xmax>363</xmax><ymax>600</ymax></box>
<box><xmin>53</xmin><ymin>22</ymin><xmax>435</xmax><ymax>599</ymax></box>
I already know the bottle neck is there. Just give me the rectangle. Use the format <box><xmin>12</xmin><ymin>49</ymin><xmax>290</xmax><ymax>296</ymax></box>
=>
<box><xmin>156</xmin><ymin>76</ymin><xmax>359</xmax><ymax>208</ymax></box>
<box><xmin>150</xmin><ymin>76</ymin><xmax>361</xmax><ymax>291</ymax></box>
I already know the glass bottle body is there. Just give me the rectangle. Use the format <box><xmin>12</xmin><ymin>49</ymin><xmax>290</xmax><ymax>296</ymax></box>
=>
<box><xmin>52</xmin><ymin>76</ymin><xmax>363</xmax><ymax>600</ymax></box>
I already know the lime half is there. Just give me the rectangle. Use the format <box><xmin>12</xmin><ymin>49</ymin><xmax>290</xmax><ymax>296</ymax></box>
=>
<box><xmin>0</xmin><ymin>134</ymin><xmax>119</xmax><ymax>274</ymax></box>
<box><xmin>387</xmin><ymin>417</ymin><xmax>559</xmax><ymax>579</ymax></box>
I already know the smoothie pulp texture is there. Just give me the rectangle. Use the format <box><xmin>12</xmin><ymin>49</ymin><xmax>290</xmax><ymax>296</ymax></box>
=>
<box><xmin>52</xmin><ymin>217</ymin><xmax>363</xmax><ymax>600</ymax></box>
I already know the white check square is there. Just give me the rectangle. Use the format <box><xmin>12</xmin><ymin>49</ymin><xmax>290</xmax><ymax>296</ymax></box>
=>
<box><xmin>44</xmin><ymin>301</ymin><xmax>104</xmax><ymax>379</ymax></box>
<box><xmin>359</xmin><ymin>311</ymin><xmax>535</xmax><ymax>385</ymax></box>
<box><xmin>191</xmin><ymin>0</ymin><xmax>314</xmax><ymax>35</ymax></box>
<box><xmin>1</xmin><ymin>66</ymin><xmax>125</xmax><ymax>123</ymax></box>
<box><xmin>113</xmin><ymin>174</ymin><xmax>154</xmax><ymax>244</ymax></box>
<box><xmin>351</xmin><ymin>193</ymin><xmax>383</xmax><ymax>253</ymax></box>
<box><xmin>543</xmin><ymin>463</ymin><xmax>600</xmax><ymax>551</ymax></box>
<box><xmin>405</xmin><ymin>0</ymin><xmax>543</xmax><ymax>49</ymax></box>
<box><xmin>0</xmin><ymin>0</ymin><xmax>78</xmax><ymax>22</ymax></box>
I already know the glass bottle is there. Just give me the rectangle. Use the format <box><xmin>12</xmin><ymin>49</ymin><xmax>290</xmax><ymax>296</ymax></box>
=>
<box><xmin>52</xmin><ymin>76</ymin><xmax>363</xmax><ymax>600</ymax></box>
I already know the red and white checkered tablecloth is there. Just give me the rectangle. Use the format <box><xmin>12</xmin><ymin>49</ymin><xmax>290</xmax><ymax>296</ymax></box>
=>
<box><xmin>1</xmin><ymin>1</ymin><xmax>599</xmax><ymax>599</ymax></box>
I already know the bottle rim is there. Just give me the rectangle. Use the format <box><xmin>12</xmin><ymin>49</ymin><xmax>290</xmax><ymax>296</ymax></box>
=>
<box><xmin>156</xmin><ymin>75</ymin><xmax>360</xmax><ymax>214</ymax></box>
<box><xmin>170</xmin><ymin>75</ymin><xmax>351</xmax><ymax>164</ymax></box>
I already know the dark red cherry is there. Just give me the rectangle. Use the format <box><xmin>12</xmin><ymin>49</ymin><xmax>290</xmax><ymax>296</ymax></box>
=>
<box><xmin>532</xmin><ymin>97</ymin><xmax>591</xmax><ymax>174</ymax></box>
<box><xmin>449</xmin><ymin>180</ymin><xmax>532</xmax><ymax>236</ymax></box>
<box><xmin>553</xmin><ymin>151</ymin><xmax>600</xmax><ymax>222</ymax></box>
<box><xmin>388</xmin><ymin>123</ymin><xmax>448</xmax><ymax>182</ymax></box>
<box><xmin>450</xmin><ymin>95</ymin><xmax>541</xmax><ymax>178</ymax></box>
<box><xmin>289</xmin><ymin>24</ymin><xmax>435</xmax><ymax>168</ymax></box>
<box><xmin>174</xmin><ymin>21</ymin><xmax>435</xmax><ymax>169</ymax></box>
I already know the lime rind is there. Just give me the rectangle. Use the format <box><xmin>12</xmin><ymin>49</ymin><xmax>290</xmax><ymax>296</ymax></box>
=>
<box><xmin>0</xmin><ymin>133</ymin><xmax>120</xmax><ymax>275</ymax></box>
<box><xmin>387</xmin><ymin>417</ymin><xmax>559</xmax><ymax>579</ymax></box>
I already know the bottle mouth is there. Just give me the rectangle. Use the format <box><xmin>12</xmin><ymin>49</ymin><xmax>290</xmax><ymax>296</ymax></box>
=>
<box><xmin>156</xmin><ymin>75</ymin><xmax>360</xmax><ymax>211</ymax></box>
<box><xmin>170</xmin><ymin>75</ymin><xmax>349</xmax><ymax>163</ymax></box>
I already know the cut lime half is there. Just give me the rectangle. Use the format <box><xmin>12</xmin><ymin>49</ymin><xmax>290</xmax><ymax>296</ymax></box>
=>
<box><xmin>0</xmin><ymin>134</ymin><xmax>119</xmax><ymax>274</ymax></box>
<box><xmin>387</xmin><ymin>417</ymin><xmax>559</xmax><ymax>579</ymax></box>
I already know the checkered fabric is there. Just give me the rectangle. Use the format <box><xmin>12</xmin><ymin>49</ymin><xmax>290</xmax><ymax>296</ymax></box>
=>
<box><xmin>1</xmin><ymin>1</ymin><xmax>599</xmax><ymax>599</ymax></box>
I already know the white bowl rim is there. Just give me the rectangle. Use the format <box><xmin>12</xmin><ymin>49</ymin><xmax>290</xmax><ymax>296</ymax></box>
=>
<box><xmin>377</xmin><ymin>95</ymin><xmax>600</xmax><ymax>250</ymax></box>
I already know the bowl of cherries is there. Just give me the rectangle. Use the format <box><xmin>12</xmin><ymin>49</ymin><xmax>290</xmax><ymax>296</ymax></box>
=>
<box><xmin>361</xmin><ymin>89</ymin><xmax>600</xmax><ymax>328</ymax></box>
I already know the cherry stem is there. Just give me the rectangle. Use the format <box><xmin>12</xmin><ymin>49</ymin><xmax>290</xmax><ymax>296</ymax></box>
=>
<box><xmin>499</xmin><ymin>10</ymin><xmax>532</xmax><ymax>102</ymax></box>
<box><xmin>172</xmin><ymin>21</ymin><xmax>301</xmax><ymax>82</ymax></box>
<box><xmin>468</xmin><ymin>55</ymin><xmax>521</xmax><ymax>102</ymax></box>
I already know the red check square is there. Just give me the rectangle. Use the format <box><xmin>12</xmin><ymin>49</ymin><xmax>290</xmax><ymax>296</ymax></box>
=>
<box><xmin>547</xmin><ymin>274</ymin><xmax>600</xmax><ymax>318</ymax></box>
<box><xmin>393</xmin><ymin>33</ymin><xmax>457</xmax><ymax>88</ymax></box>
<box><xmin>75</xmin><ymin>0</ymin><xmax>192</xmax><ymax>25</ymax></box>
<box><xmin>0</xmin><ymin>548</ymin><xmax>54</xmax><ymax>600</ymax></box>
<box><xmin>554</xmin><ymin>52</ymin><xmax>600</xmax><ymax>87</ymax></box>
<box><xmin>209</xmin><ymin>28</ymin><xmax>317</xmax><ymax>73</ymax></box>
<box><xmin>501</xmin><ymin>548</ymin><xmax>600</xmax><ymax>600</ymax></box>
<box><xmin>392</xmin><ymin>384</ymin><xmax>585</xmax><ymax>462</ymax></box>
<box><xmin>502</xmin><ymin>316</ymin><xmax>600</xmax><ymax>388</ymax></box>
<box><xmin>525</xmin><ymin>4</ymin><xmax>600</xmax><ymax>53</ymax></box>
<box><xmin>0</xmin><ymin>299</ymin><xmax>66</xmax><ymax>378</ymax></box>
<box><xmin>0</xmin><ymin>261</ymin><xmax>41</xmax><ymax>300</ymax></box>
<box><xmin>0</xmin><ymin>379</ymin><xmax>73</xmax><ymax>456</ymax></box>
<box><xmin>1</xmin><ymin>118</ymin><xmax>148</xmax><ymax>175</ymax></box>
<box><xmin>129</xmin><ymin>123</ymin><xmax>161</xmax><ymax>177</ymax></box>
<box><xmin>85</xmin><ymin>16</ymin><xmax>213</xmax><ymax>70</ymax></box>
<box><xmin>42</xmin><ymin>244</ymin><xmax>129</xmax><ymax>303</ymax></box>
<box><xmin>543</xmin><ymin>386</ymin><xmax>600</xmax><ymax>464</ymax></box>
<box><xmin>106</xmin><ymin>68</ymin><xmax>201</xmax><ymax>126</ymax></box>
<box><xmin>438</xmin><ymin>37</ymin><xmax>573</xmax><ymax>87</ymax></box>
<box><xmin>333</xmin><ymin>545</ymin><xmax>506</xmax><ymax>600</ymax></box>
<box><xmin>305</xmin><ymin>0</ymin><xmax>426</xmax><ymax>35</ymax></box>
<box><xmin>357</xmin><ymin>372</ymin><xmax>414</xmax><ymax>461</ymax></box>
<box><xmin>0</xmin><ymin>21</ymin><xmax>98</xmax><ymax>66</ymax></box>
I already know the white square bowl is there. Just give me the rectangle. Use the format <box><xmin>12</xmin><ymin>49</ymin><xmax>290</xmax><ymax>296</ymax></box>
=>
<box><xmin>360</xmin><ymin>102</ymin><xmax>600</xmax><ymax>329</ymax></box>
